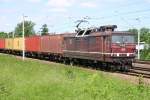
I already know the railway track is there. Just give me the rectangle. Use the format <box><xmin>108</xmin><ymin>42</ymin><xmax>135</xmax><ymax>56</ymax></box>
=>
<box><xmin>127</xmin><ymin>63</ymin><xmax>150</xmax><ymax>78</ymax></box>
<box><xmin>1</xmin><ymin>53</ymin><xmax>150</xmax><ymax>79</ymax></box>
<box><xmin>135</xmin><ymin>60</ymin><xmax>150</xmax><ymax>65</ymax></box>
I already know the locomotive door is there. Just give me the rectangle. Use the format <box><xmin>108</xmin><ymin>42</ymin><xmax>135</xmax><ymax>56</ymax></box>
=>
<box><xmin>102</xmin><ymin>36</ymin><xmax>110</xmax><ymax>61</ymax></box>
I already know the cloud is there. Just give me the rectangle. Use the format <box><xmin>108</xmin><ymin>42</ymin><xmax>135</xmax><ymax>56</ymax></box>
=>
<box><xmin>48</xmin><ymin>8</ymin><xmax>67</xmax><ymax>13</ymax></box>
<box><xmin>0</xmin><ymin>8</ymin><xmax>17</xmax><ymax>13</ymax></box>
<box><xmin>80</xmin><ymin>2</ymin><xmax>97</xmax><ymax>8</ymax></box>
<box><xmin>0</xmin><ymin>0</ymin><xmax>15</xmax><ymax>2</ymax></box>
<box><xmin>145</xmin><ymin>0</ymin><xmax>150</xmax><ymax>3</ymax></box>
<box><xmin>46</xmin><ymin>0</ymin><xmax>75</xmax><ymax>13</ymax></box>
<box><xmin>47</xmin><ymin>0</ymin><xmax>75</xmax><ymax>8</ymax></box>
<box><xmin>28</xmin><ymin>0</ymin><xmax>41</xmax><ymax>3</ymax></box>
<box><xmin>0</xmin><ymin>16</ymin><xmax>7</xmax><ymax>21</ymax></box>
<box><xmin>1</xmin><ymin>0</ymin><xmax>11</xmax><ymax>1</ymax></box>
<box><xmin>104</xmin><ymin>0</ymin><xmax>127</xmax><ymax>2</ymax></box>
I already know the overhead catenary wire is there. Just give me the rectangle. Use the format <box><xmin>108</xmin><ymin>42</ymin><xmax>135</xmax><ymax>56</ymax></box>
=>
<box><xmin>42</xmin><ymin>6</ymin><xmax>150</xmax><ymax>32</ymax></box>
<box><xmin>114</xmin><ymin>11</ymin><xmax>135</xmax><ymax>29</ymax></box>
<box><xmin>87</xmin><ymin>8</ymin><xmax>150</xmax><ymax>21</ymax></box>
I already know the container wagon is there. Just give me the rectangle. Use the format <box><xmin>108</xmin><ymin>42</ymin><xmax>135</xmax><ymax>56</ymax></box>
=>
<box><xmin>40</xmin><ymin>34</ymin><xmax>65</xmax><ymax>61</ymax></box>
<box><xmin>5</xmin><ymin>38</ymin><xmax>13</xmax><ymax>53</ymax></box>
<box><xmin>25</xmin><ymin>36</ymin><xmax>41</xmax><ymax>57</ymax></box>
<box><xmin>0</xmin><ymin>38</ymin><xmax>5</xmax><ymax>51</ymax></box>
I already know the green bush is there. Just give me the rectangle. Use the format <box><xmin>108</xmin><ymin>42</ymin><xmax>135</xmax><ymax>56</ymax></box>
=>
<box><xmin>141</xmin><ymin>49</ymin><xmax>150</xmax><ymax>60</ymax></box>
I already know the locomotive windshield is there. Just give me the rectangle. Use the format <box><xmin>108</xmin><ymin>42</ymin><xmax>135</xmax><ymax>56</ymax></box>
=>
<box><xmin>112</xmin><ymin>35</ymin><xmax>135</xmax><ymax>43</ymax></box>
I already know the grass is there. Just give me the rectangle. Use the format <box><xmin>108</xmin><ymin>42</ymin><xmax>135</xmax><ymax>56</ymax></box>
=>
<box><xmin>0</xmin><ymin>54</ymin><xmax>149</xmax><ymax>100</ymax></box>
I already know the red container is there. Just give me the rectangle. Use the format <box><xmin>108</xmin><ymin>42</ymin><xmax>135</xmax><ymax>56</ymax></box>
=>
<box><xmin>0</xmin><ymin>38</ymin><xmax>5</xmax><ymax>49</ymax></box>
<box><xmin>40</xmin><ymin>34</ymin><xmax>64</xmax><ymax>54</ymax></box>
<box><xmin>25</xmin><ymin>36</ymin><xmax>41</xmax><ymax>52</ymax></box>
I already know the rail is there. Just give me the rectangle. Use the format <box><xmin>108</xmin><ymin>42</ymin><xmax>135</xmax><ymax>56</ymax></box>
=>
<box><xmin>134</xmin><ymin>59</ymin><xmax>150</xmax><ymax>64</ymax></box>
<box><xmin>128</xmin><ymin>63</ymin><xmax>150</xmax><ymax>78</ymax></box>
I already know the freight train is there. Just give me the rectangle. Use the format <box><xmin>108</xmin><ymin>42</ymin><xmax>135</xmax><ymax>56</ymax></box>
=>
<box><xmin>0</xmin><ymin>25</ymin><xmax>136</xmax><ymax>71</ymax></box>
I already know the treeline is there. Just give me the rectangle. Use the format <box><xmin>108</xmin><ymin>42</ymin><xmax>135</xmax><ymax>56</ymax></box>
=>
<box><xmin>0</xmin><ymin>32</ymin><xmax>14</xmax><ymax>38</ymax></box>
<box><xmin>129</xmin><ymin>28</ymin><xmax>150</xmax><ymax>60</ymax></box>
<box><xmin>0</xmin><ymin>21</ymin><xmax>49</xmax><ymax>38</ymax></box>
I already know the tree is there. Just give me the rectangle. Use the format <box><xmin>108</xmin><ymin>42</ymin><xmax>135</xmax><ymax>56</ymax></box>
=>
<box><xmin>128</xmin><ymin>28</ymin><xmax>138</xmax><ymax>42</ymax></box>
<box><xmin>140</xmin><ymin>28</ymin><xmax>150</xmax><ymax>43</ymax></box>
<box><xmin>140</xmin><ymin>28</ymin><xmax>150</xmax><ymax>60</ymax></box>
<box><xmin>128</xmin><ymin>27</ymin><xmax>150</xmax><ymax>60</ymax></box>
<box><xmin>8</xmin><ymin>32</ymin><xmax>14</xmax><ymax>38</ymax></box>
<box><xmin>128</xmin><ymin>28</ymin><xmax>150</xmax><ymax>43</ymax></box>
<box><xmin>14</xmin><ymin>21</ymin><xmax>35</xmax><ymax>37</ymax></box>
<box><xmin>41</xmin><ymin>24</ymin><xmax>49</xmax><ymax>35</ymax></box>
<box><xmin>0</xmin><ymin>32</ymin><xmax>7</xmax><ymax>38</ymax></box>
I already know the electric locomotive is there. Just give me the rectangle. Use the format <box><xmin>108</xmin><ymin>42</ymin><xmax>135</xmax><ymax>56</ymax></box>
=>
<box><xmin>63</xmin><ymin>25</ymin><xmax>136</xmax><ymax>71</ymax></box>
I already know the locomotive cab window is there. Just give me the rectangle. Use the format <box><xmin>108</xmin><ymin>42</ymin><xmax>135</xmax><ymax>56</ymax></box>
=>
<box><xmin>112</xmin><ymin>34</ymin><xmax>135</xmax><ymax>44</ymax></box>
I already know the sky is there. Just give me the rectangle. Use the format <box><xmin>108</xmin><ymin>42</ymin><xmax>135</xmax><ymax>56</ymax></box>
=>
<box><xmin>0</xmin><ymin>0</ymin><xmax>150</xmax><ymax>33</ymax></box>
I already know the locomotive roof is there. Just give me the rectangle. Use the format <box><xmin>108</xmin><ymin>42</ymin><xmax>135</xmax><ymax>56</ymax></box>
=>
<box><xmin>64</xmin><ymin>31</ymin><xmax>134</xmax><ymax>38</ymax></box>
<box><xmin>64</xmin><ymin>25</ymin><xmax>134</xmax><ymax>37</ymax></box>
<box><xmin>112</xmin><ymin>31</ymin><xmax>135</xmax><ymax>35</ymax></box>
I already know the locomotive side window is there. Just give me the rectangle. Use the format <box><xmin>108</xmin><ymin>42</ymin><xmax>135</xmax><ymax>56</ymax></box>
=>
<box><xmin>76</xmin><ymin>29</ymin><xmax>92</xmax><ymax>37</ymax></box>
<box><xmin>77</xmin><ymin>30</ymin><xmax>84</xmax><ymax>36</ymax></box>
<box><xmin>112</xmin><ymin>35</ymin><xmax>135</xmax><ymax>43</ymax></box>
<box><xmin>84</xmin><ymin>30</ymin><xmax>92</xmax><ymax>35</ymax></box>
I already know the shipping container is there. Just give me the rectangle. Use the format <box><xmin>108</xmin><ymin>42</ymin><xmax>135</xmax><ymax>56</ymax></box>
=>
<box><xmin>40</xmin><ymin>36</ymin><xmax>49</xmax><ymax>52</ymax></box>
<box><xmin>0</xmin><ymin>38</ymin><xmax>5</xmax><ymax>49</ymax></box>
<box><xmin>25</xmin><ymin>36</ymin><xmax>41</xmax><ymax>52</ymax></box>
<box><xmin>13</xmin><ymin>37</ymin><xmax>23</xmax><ymax>50</ymax></box>
<box><xmin>40</xmin><ymin>35</ymin><xmax>64</xmax><ymax>54</ymax></box>
<box><xmin>5</xmin><ymin>38</ymin><xmax>13</xmax><ymax>50</ymax></box>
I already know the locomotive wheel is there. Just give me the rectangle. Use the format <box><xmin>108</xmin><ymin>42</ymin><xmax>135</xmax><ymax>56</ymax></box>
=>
<box><xmin>119</xmin><ymin>65</ymin><xmax>129</xmax><ymax>72</ymax></box>
<box><xmin>116</xmin><ymin>65</ymin><xmax>121</xmax><ymax>71</ymax></box>
<box><xmin>63</xmin><ymin>59</ymin><xmax>66</xmax><ymax>64</ymax></box>
<box><xmin>110</xmin><ymin>64</ymin><xmax>116</xmax><ymax>71</ymax></box>
<box><xmin>70</xmin><ymin>59</ymin><xmax>75</xmax><ymax>66</ymax></box>
<box><xmin>124</xmin><ymin>66</ymin><xmax>129</xmax><ymax>72</ymax></box>
<box><xmin>63</xmin><ymin>58</ymin><xmax>70</xmax><ymax>65</ymax></box>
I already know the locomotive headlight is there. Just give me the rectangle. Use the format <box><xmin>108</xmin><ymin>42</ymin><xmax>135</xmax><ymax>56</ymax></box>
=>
<box><xmin>117</xmin><ymin>53</ymin><xmax>120</xmax><ymax>57</ymax></box>
<box><xmin>111</xmin><ymin>53</ymin><xmax>113</xmax><ymax>56</ymax></box>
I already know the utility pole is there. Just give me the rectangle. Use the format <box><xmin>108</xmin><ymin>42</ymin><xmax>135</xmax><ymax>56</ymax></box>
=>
<box><xmin>7</xmin><ymin>33</ymin><xmax>9</xmax><ymax>38</ymax></box>
<box><xmin>136</xmin><ymin>18</ymin><xmax>141</xmax><ymax>60</ymax></box>
<box><xmin>137</xmin><ymin>28</ymin><xmax>140</xmax><ymax>60</ymax></box>
<box><xmin>22</xmin><ymin>14</ymin><xmax>27</xmax><ymax>60</ymax></box>
<box><xmin>22</xmin><ymin>15</ymin><xmax>25</xmax><ymax>60</ymax></box>
<box><xmin>13</xmin><ymin>31</ymin><xmax>15</xmax><ymax>38</ymax></box>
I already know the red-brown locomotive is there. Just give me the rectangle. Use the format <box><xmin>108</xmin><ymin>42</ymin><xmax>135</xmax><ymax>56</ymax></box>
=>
<box><xmin>0</xmin><ymin>25</ymin><xmax>136</xmax><ymax>71</ymax></box>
